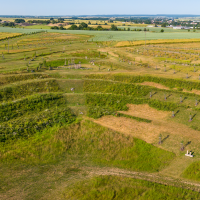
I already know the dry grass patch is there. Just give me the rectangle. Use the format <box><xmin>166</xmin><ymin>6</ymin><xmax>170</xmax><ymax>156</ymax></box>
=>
<box><xmin>93</xmin><ymin>116</ymin><xmax>159</xmax><ymax>143</ymax></box>
<box><xmin>123</xmin><ymin>104</ymin><xmax>169</xmax><ymax>121</ymax></box>
<box><xmin>116</xmin><ymin>39</ymin><xmax>200</xmax><ymax>47</ymax></box>
<box><xmin>0</xmin><ymin>32</ymin><xmax>22</xmax><ymax>40</ymax></box>
<box><xmin>93</xmin><ymin>104</ymin><xmax>200</xmax><ymax>155</ymax></box>
<box><xmin>139</xmin><ymin>82</ymin><xmax>170</xmax><ymax>90</ymax></box>
<box><xmin>98</xmin><ymin>48</ymin><xmax>119</xmax><ymax>57</ymax></box>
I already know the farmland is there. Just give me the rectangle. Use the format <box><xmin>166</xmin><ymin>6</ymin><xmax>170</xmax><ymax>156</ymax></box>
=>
<box><xmin>1</xmin><ymin>26</ymin><xmax>200</xmax><ymax>41</ymax></box>
<box><xmin>1</xmin><ymin>20</ymin><xmax>200</xmax><ymax>199</ymax></box>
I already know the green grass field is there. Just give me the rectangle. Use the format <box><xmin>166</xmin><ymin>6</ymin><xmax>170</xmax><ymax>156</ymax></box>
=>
<box><xmin>63</xmin><ymin>175</ymin><xmax>200</xmax><ymax>199</ymax></box>
<box><xmin>23</xmin><ymin>25</ymin><xmax>51</xmax><ymax>29</ymax></box>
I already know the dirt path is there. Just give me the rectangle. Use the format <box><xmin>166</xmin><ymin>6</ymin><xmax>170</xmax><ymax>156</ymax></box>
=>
<box><xmin>83</xmin><ymin>166</ymin><xmax>200</xmax><ymax>192</ymax></box>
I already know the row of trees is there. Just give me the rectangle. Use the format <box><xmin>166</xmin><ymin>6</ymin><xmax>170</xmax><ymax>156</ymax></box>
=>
<box><xmin>1</xmin><ymin>22</ymin><xmax>15</xmax><ymax>27</ymax></box>
<box><xmin>50</xmin><ymin>26</ymin><xmax>66</xmax><ymax>30</ymax></box>
<box><xmin>67</xmin><ymin>23</ymin><xmax>150</xmax><ymax>31</ymax></box>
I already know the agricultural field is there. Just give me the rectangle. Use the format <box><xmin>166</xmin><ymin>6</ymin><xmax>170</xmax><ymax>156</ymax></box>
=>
<box><xmin>1</xmin><ymin>26</ymin><xmax>200</xmax><ymax>41</ymax></box>
<box><xmin>0</xmin><ymin>32</ymin><xmax>22</xmax><ymax>40</ymax></box>
<box><xmin>1</xmin><ymin>27</ymin><xmax>200</xmax><ymax>199</ymax></box>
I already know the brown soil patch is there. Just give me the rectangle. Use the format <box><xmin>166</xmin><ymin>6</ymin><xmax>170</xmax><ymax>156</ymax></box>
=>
<box><xmin>93</xmin><ymin>116</ymin><xmax>158</xmax><ymax>143</ymax></box>
<box><xmin>183</xmin><ymin>89</ymin><xmax>200</xmax><ymax>96</ymax></box>
<box><xmin>139</xmin><ymin>82</ymin><xmax>170</xmax><ymax>90</ymax></box>
<box><xmin>93</xmin><ymin>104</ymin><xmax>200</xmax><ymax>145</ymax></box>
<box><xmin>121</xmin><ymin>104</ymin><xmax>169</xmax><ymax>120</ymax></box>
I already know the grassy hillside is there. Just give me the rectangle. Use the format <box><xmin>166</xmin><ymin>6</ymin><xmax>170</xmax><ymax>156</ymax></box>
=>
<box><xmin>1</xmin><ymin>30</ymin><xmax>200</xmax><ymax>199</ymax></box>
<box><xmin>63</xmin><ymin>175</ymin><xmax>200</xmax><ymax>200</ymax></box>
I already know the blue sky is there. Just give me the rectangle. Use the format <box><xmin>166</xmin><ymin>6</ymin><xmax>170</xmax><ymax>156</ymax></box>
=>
<box><xmin>1</xmin><ymin>0</ymin><xmax>200</xmax><ymax>16</ymax></box>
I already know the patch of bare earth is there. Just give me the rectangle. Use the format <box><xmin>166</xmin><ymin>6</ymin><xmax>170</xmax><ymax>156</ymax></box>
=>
<box><xmin>83</xmin><ymin>166</ymin><xmax>200</xmax><ymax>192</ymax></box>
<box><xmin>183</xmin><ymin>89</ymin><xmax>200</xmax><ymax>95</ymax></box>
<box><xmin>139</xmin><ymin>82</ymin><xmax>170</xmax><ymax>90</ymax></box>
<box><xmin>93</xmin><ymin>116</ymin><xmax>158</xmax><ymax>143</ymax></box>
<box><xmin>93</xmin><ymin>104</ymin><xmax>200</xmax><ymax>145</ymax></box>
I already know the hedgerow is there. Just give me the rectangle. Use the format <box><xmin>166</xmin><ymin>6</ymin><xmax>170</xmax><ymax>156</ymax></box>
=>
<box><xmin>0</xmin><ymin>79</ymin><xmax>60</xmax><ymax>102</ymax></box>
<box><xmin>87</xmin><ymin>106</ymin><xmax>116</xmax><ymax>119</ymax></box>
<box><xmin>0</xmin><ymin>107</ymin><xmax>76</xmax><ymax>142</ymax></box>
<box><xmin>0</xmin><ymin>93</ymin><xmax>66</xmax><ymax>122</ymax></box>
<box><xmin>86</xmin><ymin>93</ymin><xmax>179</xmax><ymax>118</ymax></box>
<box><xmin>84</xmin><ymin>80</ymin><xmax>151</xmax><ymax>97</ymax></box>
<box><xmin>86</xmin><ymin>74</ymin><xmax>200</xmax><ymax>91</ymax></box>
<box><xmin>0</xmin><ymin>74</ymin><xmax>50</xmax><ymax>86</ymax></box>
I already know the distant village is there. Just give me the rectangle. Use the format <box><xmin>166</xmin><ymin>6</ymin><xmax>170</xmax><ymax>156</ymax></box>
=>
<box><xmin>0</xmin><ymin>16</ymin><xmax>199</xmax><ymax>30</ymax></box>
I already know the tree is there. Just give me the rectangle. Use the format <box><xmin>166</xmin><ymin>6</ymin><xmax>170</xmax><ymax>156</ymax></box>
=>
<box><xmin>50</xmin><ymin>26</ymin><xmax>59</xmax><ymax>30</ymax></box>
<box><xmin>111</xmin><ymin>24</ymin><xmax>118</xmax><ymax>31</ymax></box>
<box><xmin>59</xmin><ymin>26</ymin><xmax>66</xmax><ymax>30</ymax></box>
<box><xmin>79</xmin><ymin>22</ymin><xmax>88</xmax><ymax>29</ymax></box>
<box><xmin>58</xmin><ymin>18</ymin><xmax>64</xmax><ymax>23</ymax></box>
<box><xmin>50</xmin><ymin>18</ymin><xmax>54</xmax><ymax>20</ymax></box>
<box><xmin>69</xmin><ymin>24</ymin><xmax>78</xmax><ymax>30</ymax></box>
<box><xmin>96</xmin><ymin>25</ymin><xmax>103</xmax><ymax>31</ymax></box>
<box><xmin>14</xmin><ymin>19</ymin><xmax>25</xmax><ymax>23</ymax></box>
<box><xmin>161</xmin><ymin>23</ymin><xmax>168</xmax><ymax>27</ymax></box>
<box><xmin>160</xmin><ymin>29</ymin><xmax>164</xmax><ymax>33</ymax></box>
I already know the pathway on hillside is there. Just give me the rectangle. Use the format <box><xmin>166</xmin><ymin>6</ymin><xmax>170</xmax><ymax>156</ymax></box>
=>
<box><xmin>82</xmin><ymin>166</ymin><xmax>200</xmax><ymax>192</ymax></box>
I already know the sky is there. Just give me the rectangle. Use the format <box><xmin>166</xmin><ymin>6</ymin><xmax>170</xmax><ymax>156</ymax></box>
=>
<box><xmin>1</xmin><ymin>0</ymin><xmax>200</xmax><ymax>16</ymax></box>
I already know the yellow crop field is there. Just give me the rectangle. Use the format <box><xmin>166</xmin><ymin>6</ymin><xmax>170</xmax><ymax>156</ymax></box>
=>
<box><xmin>0</xmin><ymin>32</ymin><xmax>22</xmax><ymax>40</ymax></box>
<box><xmin>116</xmin><ymin>38</ymin><xmax>200</xmax><ymax>47</ymax></box>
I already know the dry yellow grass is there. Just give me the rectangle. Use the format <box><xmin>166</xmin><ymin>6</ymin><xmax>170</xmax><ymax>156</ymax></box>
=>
<box><xmin>138</xmin><ymin>81</ymin><xmax>170</xmax><ymax>90</ymax></box>
<box><xmin>0</xmin><ymin>32</ymin><xmax>22</xmax><ymax>40</ymax></box>
<box><xmin>92</xmin><ymin>104</ymin><xmax>200</xmax><ymax>151</ymax></box>
<box><xmin>98</xmin><ymin>48</ymin><xmax>119</xmax><ymax>57</ymax></box>
<box><xmin>93</xmin><ymin>115</ymin><xmax>158</xmax><ymax>143</ymax></box>
<box><xmin>116</xmin><ymin>39</ymin><xmax>200</xmax><ymax>47</ymax></box>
